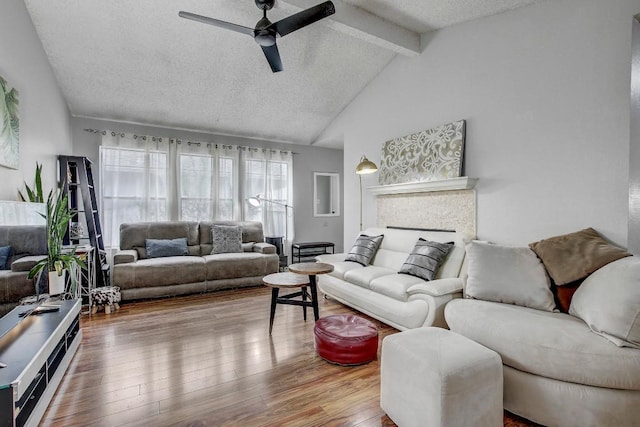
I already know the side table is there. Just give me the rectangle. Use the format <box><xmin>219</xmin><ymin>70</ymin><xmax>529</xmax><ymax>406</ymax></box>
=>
<box><xmin>291</xmin><ymin>242</ymin><xmax>335</xmax><ymax>263</ymax></box>
<box><xmin>287</xmin><ymin>262</ymin><xmax>334</xmax><ymax>323</ymax></box>
<box><xmin>263</xmin><ymin>272</ymin><xmax>310</xmax><ymax>334</ymax></box>
<box><xmin>265</xmin><ymin>236</ymin><xmax>288</xmax><ymax>271</ymax></box>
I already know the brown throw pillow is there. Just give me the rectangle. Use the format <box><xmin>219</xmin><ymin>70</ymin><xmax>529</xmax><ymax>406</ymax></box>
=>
<box><xmin>529</xmin><ymin>228</ymin><xmax>631</xmax><ymax>286</ymax></box>
<box><xmin>551</xmin><ymin>279</ymin><xmax>583</xmax><ymax>313</ymax></box>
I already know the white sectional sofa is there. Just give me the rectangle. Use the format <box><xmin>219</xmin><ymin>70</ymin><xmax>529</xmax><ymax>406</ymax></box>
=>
<box><xmin>443</xmin><ymin>234</ymin><xmax>640</xmax><ymax>427</ymax></box>
<box><xmin>316</xmin><ymin>227</ymin><xmax>468</xmax><ymax>330</ymax></box>
<box><xmin>446</xmin><ymin>298</ymin><xmax>640</xmax><ymax>427</ymax></box>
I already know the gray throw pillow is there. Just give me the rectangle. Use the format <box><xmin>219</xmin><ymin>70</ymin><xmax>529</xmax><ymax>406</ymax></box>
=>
<box><xmin>345</xmin><ymin>234</ymin><xmax>384</xmax><ymax>266</ymax></box>
<box><xmin>399</xmin><ymin>239</ymin><xmax>454</xmax><ymax>281</ymax></box>
<box><xmin>465</xmin><ymin>241</ymin><xmax>557</xmax><ymax>312</ymax></box>
<box><xmin>211</xmin><ymin>225</ymin><xmax>243</xmax><ymax>254</ymax></box>
<box><xmin>145</xmin><ymin>238</ymin><xmax>189</xmax><ymax>258</ymax></box>
<box><xmin>0</xmin><ymin>246</ymin><xmax>12</xmax><ymax>270</ymax></box>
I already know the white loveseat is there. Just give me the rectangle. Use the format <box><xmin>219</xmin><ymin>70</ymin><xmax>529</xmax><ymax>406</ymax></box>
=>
<box><xmin>316</xmin><ymin>227</ymin><xmax>468</xmax><ymax>330</ymax></box>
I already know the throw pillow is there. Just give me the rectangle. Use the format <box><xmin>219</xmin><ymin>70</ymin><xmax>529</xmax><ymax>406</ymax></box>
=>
<box><xmin>398</xmin><ymin>239</ymin><xmax>454</xmax><ymax>281</ymax></box>
<box><xmin>0</xmin><ymin>245</ymin><xmax>12</xmax><ymax>270</ymax></box>
<box><xmin>569</xmin><ymin>256</ymin><xmax>640</xmax><ymax>348</ymax></box>
<box><xmin>145</xmin><ymin>238</ymin><xmax>189</xmax><ymax>259</ymax></box>
<box><xmin>551</xmin><ymin>279</ymin><xmax>583</xmax><ymax>313</ymax></box>
<box><xmin>465</xmin><ymin>241</ymin><xmax>556</xmax><ymax>312</ymax></box>
<box><xmin>211</xmin><ymin>225</ymin><xmax>243</xmax><ymax>254</ymax></box>
<box><xmin>529</xmin><ymin>227</ymin><xmax>631</xmax><ymax>286</ymax></box>
<box><xmin>345</xmin><ymin>234</ymin><xmax>384</xmax><ymax>266</ymax></box>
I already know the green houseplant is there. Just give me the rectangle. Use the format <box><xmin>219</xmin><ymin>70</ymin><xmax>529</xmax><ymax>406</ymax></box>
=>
<box><xmin>18</xmin><ymin>161</ymin><xmax>44</xmax><ymax>203</ymax></box>
<box><xmin>28</xmin><ymin>188</ymin><xmax>86</xmax><ymax>297</ymax></box>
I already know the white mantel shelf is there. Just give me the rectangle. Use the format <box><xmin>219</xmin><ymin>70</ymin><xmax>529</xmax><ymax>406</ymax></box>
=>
<box><xmin>368</xmin><ymin>177</ymin><xmax>477</xmax><ymax>195</ymax></box>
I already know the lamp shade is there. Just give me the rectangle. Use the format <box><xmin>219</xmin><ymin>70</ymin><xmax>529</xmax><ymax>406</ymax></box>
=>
<box><xmin>355</xmin><ymin>155</ymin><xmax>378</xmax><ymax>175</ymax></box>
<box><xmin>247</xmin><ymin>196</ymin><xmax>261</xmax><ymax>207</ymax></box>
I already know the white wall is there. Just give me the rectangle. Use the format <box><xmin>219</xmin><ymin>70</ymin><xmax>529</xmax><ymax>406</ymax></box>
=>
<box><xmin>318</xmin><ymin>0</ymin><xmax>638</xmax><ymax>248</ymax></box>
<box><xmin>0</xmin><ymin>0</ymin><xmax>72</xmax><ymax>201</ymax></box>
<box><xmin>630</xmin><ymin>16</ymin><xmax>640</xmax><ymax>255</ymax></box>
<box><xmin>70</xmin><ymin>117</ymin><xmax>345</xmax><ymax>252</ymax></box>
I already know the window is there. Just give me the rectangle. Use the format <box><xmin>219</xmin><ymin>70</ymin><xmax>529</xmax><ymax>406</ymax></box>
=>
<box><xmin>100</xmin><ymin>146</ymin><xmax>168</xmax><ymax>246</ymax></box>
<box><xmin>180</xmin><ymin>153</ymin><xmax>212</xmax><ymax>221</ymax></box>
<box><xmin>242</xmin><ymin>150</ymin><xmax>293</xmax><ymax>250</ymax></box>
<box><xmin>179</xmin><ymin>154</ymin><xmax>236</xmax><ymax>221</ymax></box>
<box><xmin>217</xmin><ymin>157</ymin><xmax>234</xmax><ymax>219</ymax></box>
<box><xmin>99</xmin><ymin>133</ymin><xmax>293</xmax><ymax>250</ymax></box>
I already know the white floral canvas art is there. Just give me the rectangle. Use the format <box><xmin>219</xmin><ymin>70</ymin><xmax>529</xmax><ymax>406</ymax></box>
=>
<box><xmin>0</xmin><ymin>75</ymin><xmax>19</xmax><ymax>170</ymax></box>
<box><xmin>378</xmin><ymin>120</ymin><xmax>465</xmax><ymax>185</ymax></box>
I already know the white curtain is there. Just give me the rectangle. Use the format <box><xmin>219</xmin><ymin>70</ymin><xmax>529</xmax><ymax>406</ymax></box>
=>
<box><xmin>100</xmin><ymin>132</ymin><xmax>169</xmax><ymax>248</ymax></box>
<box><xmin>241</xmin><ymin>148</ymin><xmax>294</xmax><ymax>254</ymax></box>
<box><xmin>176</xmin><ymin>141</ymin><xmax>240</xmax><ymax>222</ymax></box>
<box><xmin>99</xmin><ymin>132</ymin><xmax>293</xmax><ymax>251</ymax></box>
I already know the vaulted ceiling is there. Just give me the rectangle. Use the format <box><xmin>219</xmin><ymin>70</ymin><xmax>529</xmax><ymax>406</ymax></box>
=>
<box><xmin>23</xmin><ymin>0</ymin><xmax>541</xmax><ymax>147</ymax></box>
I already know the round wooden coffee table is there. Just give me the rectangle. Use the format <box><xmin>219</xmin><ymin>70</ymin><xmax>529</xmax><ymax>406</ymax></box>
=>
<box><xmin>263</xmin><ymin>272</ymin><xmax>310</xmax><ymax>335</ymax></box>
<box><xmin>287</xmin><ymin>262</ymin><xmax>334</xmax><ymax>325</ymax></box>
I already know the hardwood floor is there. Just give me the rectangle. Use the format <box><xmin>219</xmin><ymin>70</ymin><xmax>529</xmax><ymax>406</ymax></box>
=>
<box><xmin>40</xmin><ymin>286</ymin><xmax>538</xmax><ymax>426</ymax></box>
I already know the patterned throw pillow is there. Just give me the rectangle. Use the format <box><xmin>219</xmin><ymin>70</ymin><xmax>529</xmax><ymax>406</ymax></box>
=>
<box><xmin>145</xmin><ymin>238</ymin><xmax>189</xmax><ymax>259</ymax></box>
<box><xmin>345</xmin><ymin>234</ymin><xmax>384</xmax><ymax>266</ymax></box>
<box><xmin>399</xmin><ymin>239</ymin><xmax>454</xmax><ymax>281</ymax></box>
<box><xmin>211</xmin><ymin>225</ymin><xmax>243</xmax><ymax>254</ymax></box>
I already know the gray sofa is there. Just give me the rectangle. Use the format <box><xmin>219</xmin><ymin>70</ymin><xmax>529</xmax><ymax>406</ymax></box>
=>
<box><xmin>0</xmin><ymin>225</ymin><xmax>47</xmax><ymax>316</ymax></box>
<box><xmin>112</xmin><ymin>221</ymin><xmax>279</xmax><ymax>301</ymax></box>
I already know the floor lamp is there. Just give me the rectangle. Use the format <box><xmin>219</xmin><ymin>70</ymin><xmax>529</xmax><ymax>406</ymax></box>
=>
<box><xmin>355</xmin><ymin>155</ymin><xmax>378</xmax><ymax>231</ymax></box>
<box><xmin>247</xmin><ymin>195</ymin><xmax>293</xmax><ymax>254</ymax></box>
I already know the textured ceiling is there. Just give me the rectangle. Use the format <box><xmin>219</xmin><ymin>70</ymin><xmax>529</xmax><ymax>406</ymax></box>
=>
<box><xmin>23</xmin><ymin>0</ymin><xmax>541</xmax><ymax>147</ymax></box>
<box><xmin>342</xmin><ymin>0</ymin><xmax>540</xmax><ymax>33</ymax></box>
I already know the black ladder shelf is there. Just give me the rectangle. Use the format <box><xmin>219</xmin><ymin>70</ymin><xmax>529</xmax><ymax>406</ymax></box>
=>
<box><xmin>58</xmin><ymin>155</ymin><xmax>109</xmax><ymax>287</ymax></box>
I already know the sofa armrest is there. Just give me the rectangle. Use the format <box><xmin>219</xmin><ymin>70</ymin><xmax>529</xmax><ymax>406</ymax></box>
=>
<box><xmin>254</xmin><ymin>242</ymin><xmax>277</xmax><ymax>254</ymax></box>
<box><xmin>113</xmin><ymin>250</ymin><xmax>138</xmax><ymax>265</ymax></box>
<box><xmin>407</xmin><ymin>277</ymin><xmax>463</xmax><ymax>297</ymax></box>
<box><xmin>11</xmin><ymin>255</ymin><xmax>46</xmax><ymax>272</ymax></box>
<box><xmin>315</xmin><ymin>253</ymin><xmax>347</xmax><ymax>264</ymax></box>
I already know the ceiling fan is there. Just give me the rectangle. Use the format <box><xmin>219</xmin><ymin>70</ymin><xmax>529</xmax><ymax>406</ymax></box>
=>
<box><xmin>179</xmin><ymin>0</ymin><xmax>336</xmax><ymax>73</ymax></box>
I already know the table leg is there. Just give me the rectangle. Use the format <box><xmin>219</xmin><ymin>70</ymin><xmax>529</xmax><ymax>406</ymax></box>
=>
<box><xmin>269</xmin><ymin>287</ymin><xmax>279</xmax><ymax>335</ymax></box>
<box><xmin>309</xmin><ymin>275</ymin><xmax>320</xmax><ymax>321</ymax></box>
<box><xmin>302</xmin><ymin>286</ymin><xmax>308</xmax><ymax>322</ymax></box>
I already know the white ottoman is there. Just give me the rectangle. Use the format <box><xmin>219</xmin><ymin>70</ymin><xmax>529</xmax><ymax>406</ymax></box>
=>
<box><xmin>381</xmin><ymin>327</ymin><xmax>503</xmax><ymax>427</ymax></box>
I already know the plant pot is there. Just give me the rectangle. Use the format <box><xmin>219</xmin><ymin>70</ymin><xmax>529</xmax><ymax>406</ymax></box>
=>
<box><xmin>48</xmin><ymin>270</ymin><xmax>66</xmax><ymax>296</ymax></box>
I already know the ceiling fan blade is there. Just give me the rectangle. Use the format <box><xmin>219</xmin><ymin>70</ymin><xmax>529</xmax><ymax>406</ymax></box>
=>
<box><xmin>271</xmin><ymin>1</ymin><xmax>335</xmax><ymax>37</ymax></box>
<box><xmin>261</xmin><ymin>44</ymin><xmax>283</xmax><ymax>73</ymax></box>
<box><xmin>178</xmin><ymin>11</ymin><xmax>254</xmax><ymax>37</ymax></box>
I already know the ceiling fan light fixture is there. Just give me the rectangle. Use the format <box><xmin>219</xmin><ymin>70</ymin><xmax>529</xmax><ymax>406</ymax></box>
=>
<box><xmin>255</xmin><ymin>0</ymin><xmax>275</xmax><ymax>11</ymax></box>
<box><xmin>254</xmin><ymin>30</ymin><xmax>276</xmax><ymax>46</ymax></box>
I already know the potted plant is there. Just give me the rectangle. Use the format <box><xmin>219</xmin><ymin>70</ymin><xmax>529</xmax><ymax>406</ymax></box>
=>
<box><xmin>28</xmin><ymin>188</ymin><xmax>86</xmax><ymax>297</ymax></box>
<box><xmin>18</xmin><ymin>161</ymin><xmax>44</xmax><ymax>202</ymax></box>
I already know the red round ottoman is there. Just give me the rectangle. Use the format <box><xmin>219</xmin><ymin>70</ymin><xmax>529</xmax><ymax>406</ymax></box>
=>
<box><xmin>314</xmin><ymin>314</ymin><xmax>379</xmax><ymax>365</ymax></box>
